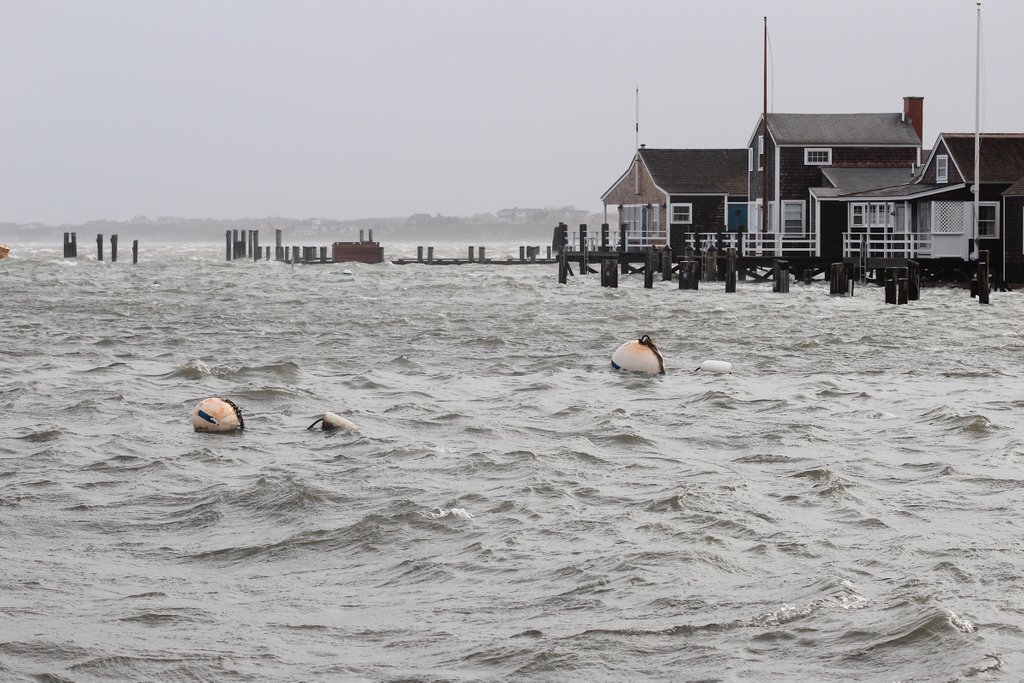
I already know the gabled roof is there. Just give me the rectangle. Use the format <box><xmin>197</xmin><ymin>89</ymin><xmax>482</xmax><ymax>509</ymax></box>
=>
<box><xmin>839</xmin><ymin>183</ymin><xmax>959</xmax><ymax>200</ymax></box>
<box><xmin>940</xmin><ymin>133</ymin><xmax>1024</xmax><ymax>184</ymax></box>
<box><xmin>821</xmin><ymin>168</ymin><xmax>917</xmax><ymax>193</ymax></box>
<box><xmin>1004</xmin><ymin>177</ymin><xmax>1024</xmax><ymax>196</ymax></box>
<box><xmin>759</xmin><ymin>113</ymin><xmax>920</xmax><ymax>146</ymax></box>
<box><xmin>637</xmin><ymin>148</ymin><xmax>748</xmax><ymax>194</ymax></box>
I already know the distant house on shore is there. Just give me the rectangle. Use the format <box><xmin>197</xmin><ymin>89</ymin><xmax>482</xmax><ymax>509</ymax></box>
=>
<box><xmin>601</xmin><ymin>147</ymin><xmax>748</xmax><ymax>251</ymax></box>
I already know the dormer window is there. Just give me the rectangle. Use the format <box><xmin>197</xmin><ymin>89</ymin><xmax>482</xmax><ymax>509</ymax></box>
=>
<box><xmin>804</xmin><ymin>148</ymin><xmax>832</xmax><ymax>165</ymax></box>
<box><xmin>936</xmin><ymin>154</ymin><xmax>949</xmax><ymax>183</ymax></box>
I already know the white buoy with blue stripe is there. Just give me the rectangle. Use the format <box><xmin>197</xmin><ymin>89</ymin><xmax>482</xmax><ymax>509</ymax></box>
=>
<box><xmin>611</xmin><ymin>335</ymin><xmax>665</xmax><ymax>375</ymax></box>
<box><xmin>192</xmin><ymin>397</ymin><xmax>244</xmax><ymax>433</ymax></box>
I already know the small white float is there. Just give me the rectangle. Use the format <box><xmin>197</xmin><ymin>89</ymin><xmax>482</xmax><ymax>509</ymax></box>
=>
<box><xmin>307</xmin><ymin>411</ymin><xmax>358</xmax><ymax>432</ymax></box>
<box><xmin>697</xmin><ymin>360</ymin><xmax>733</xmax><ymax>374</ymax></box>
<box><xmin>192</xmin><ymin>397</ymin><xmax>244</xmax><ymax>432</ymax></box>
<box><xmin>340</xmin><ymin>269</ymin><xmax>354</xmax><ymax>280</ymax></box>
<box><xmin>611</xmin><ymin>335</ymin><xmax>665</xmax><ymax>375</ymax></box>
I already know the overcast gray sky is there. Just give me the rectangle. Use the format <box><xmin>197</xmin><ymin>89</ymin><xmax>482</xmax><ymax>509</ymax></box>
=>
<box><xmin>2</xmin><ymin>0</ymin><xmax>1021</xmax><ymax>225</ymax></box>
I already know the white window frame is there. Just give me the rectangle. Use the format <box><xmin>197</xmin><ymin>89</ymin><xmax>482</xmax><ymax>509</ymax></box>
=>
<box><xmin>748</xmin><ymin>147</ymin><xmax>753</xmax><ymax>172</ymax></box>
<box><xmin>976</xmin><ymin>202</ymin><xmax>999</xmax><ymax>238</ymax></box>
<box><xmin>670</xmin><ymin>203</ymin><xmax>692</xmax><ymax>224</ymax></box>
<box><xmin>868</xmin><ymin>202</ymin><xmax>891</xmax><ymax>228</ymax></box>
<box><xmin>936</xmin><ymin>155</ymin><xmax>949</xmax><ymax>183</ymax></box>
<box><xmin>850</xmin><ymin>203</ymin><xmax>867</xmax><ymax>228</ymax></box>
<box><xmin>757</xmin><ymin>135</ymin><xmax>764</xmax><ymax>171</ymax></box>
<box><xmin>804</xmin><ymin>148</ymin><xmax>832</xmax><ymax>165</ymax></box>
<box><xmin>781</xmin><ymin>200</ymin><xmax>805</xmax><ymax>233</ymax></box>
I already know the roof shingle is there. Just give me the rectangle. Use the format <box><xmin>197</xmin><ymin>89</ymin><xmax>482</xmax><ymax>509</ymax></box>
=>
<box><xmin>638</xmin><ymin>148</ymin><xmax>747</xmax><ymax>195</ymax></box>
<box><xmin>767</xmin><ymin>113</ymin><xmax>920</xmax><ymax>146</ymax></box>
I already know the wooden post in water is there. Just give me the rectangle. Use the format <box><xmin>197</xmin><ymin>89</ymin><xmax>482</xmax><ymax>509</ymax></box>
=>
<box><xmin>96</xmin><ymin>234</ymin><xmax>103</xmax><ymax>261</ymax></box>
<box><xmin>519</xmin><ymin>245</ymin><xmax>526</xmax><ymax>262</ymax></box>
<box><xmin>884</xmin><ymin>268</ymin><xmax>898</xmax><ymax>304</ymax></box>
<box><xmin>643</xmin><ymin>250</ymin><xmax>654</xmax><ymax>289</ymax></box>
<box><xmin>468</xmin><ymin>246</ymin><xmax>474</xmax><ymax>262</ymax></box>
<box><xmin>427</xmin><ymin>246</ymin><xmax>434</xmax><ymax>264</ymax></box>
<box><xmin>71</xmin><ymin>232</ymin><xmax>78</xmax><ymax>257</ymax></box>
<box><xmin>546</xmin><ymin>246</ymin><xmax>552</xmax><ymax>260</ymax></box>
<box><xmin>226</xmin><ymin>230</ymin><xmax>232</xmax><ymax>260</ymax></box>
<box><xmin>558</xmin><ymin>249</ymin><xmax>568</xmax><ymax>284</ymax></box>
<box><xmin>679</xmin><ymin>260</ymin><xmax>698</xmax><ymax>290</ymax></box>
<box><xmin>479</xmin><ymin>246</ymin><xmax>486</xmax><ymax>263</ymax></box>
<box><xmin>619</xmin><ymin>223</ymin><xmax>627</xmax><ymax>252</ymax></box>
<box><xmin>275</xmin><ymin>229</ymin><xmax>283</xmax><ymax>261</ymax></box>
<box><xmin>265</xmin><ymin>246</ymin><xmax>270</xmax><ymax>261</ymax></box>
<box><xmin>359</xmin><ymin>229</ymin><xmax>365</xmax><ymax>242</ymax></box>
<box><xmin>705</xmin><ymin>246</ymin><xmax>718</xmax><ymax>282</ymax></box>
<box><xmin>579</xmin><ymin>224</ymin><xmax>588</xmax><ymax>255</ymax></box>
<box><xmin>907</xmin><ymin>260</ymin><xmax>920</xmax><ymax>301</ymax></box>
<box><xmin>132</xmin><ymin>240</ymin><xmax>138</xmax><ymax>264</ymax></box>
<box><xmin>63</xmin><ymin>232</ymin><xmax>70</xmax><ymax>258</ymax></box>
<box><xmin>417</xmin><ymin>246</ymin><xmax>423</xmax><ymax>262</ymax></box>
<box><xmin>600</xmin><ymin>223</ymin><xmax>609</xmax><ymax>251</ymax></box>
<box><xmin>110</xmin><ymin>234</ymin><xmax>118</xmax><ymax>262</ymax></box>
<box><xmin>661</xmin><ymin>248</ymin><xmax>673</xmax><ymax>281</ymax></box>
<box><xmin>773</xmin><ymin>260</ymin><xmax>789</xmax><ymax>293</ymax></box>
<box><xmin>897</xmin><ymin>266</ymin><xmax>909</xmax><ymax>304</ymax></box>
<box><xmin>725</xmin><ymin>248</ymin><xmax>737</xmax><ymax>293</ymax></box>
<box><xmin>979</xmin><ymin>250</ymin><xmax>990</xmax><ymax>305</ymax></box>
<box><xmin>253</xmin><ymin>231</ymin><xmax>260</xmax><ymax>261</ymax></box>
<box><xmin>368</xmin><ymin>229</ymin><xmax>374</xmax><ymax>242</ymax></box>
<box><xmin>319</xmin><ymin>246</ymin><xmax>328</xmax><ymax>263</ymax></box>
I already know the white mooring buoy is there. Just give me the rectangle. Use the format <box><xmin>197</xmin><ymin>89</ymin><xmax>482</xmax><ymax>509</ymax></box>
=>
<box><xmin>611</xmin><ymin>335</ymin><xmax>665</xmax><ymax>375</ymax></box>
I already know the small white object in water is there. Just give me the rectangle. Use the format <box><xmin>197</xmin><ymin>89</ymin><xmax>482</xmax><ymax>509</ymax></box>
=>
<box><xmin>611</xmin><ymin>335</ymin><xmax>665</xmax><ymax>374</ymax></box>
<box><xmin>697</xmin><ymin>360</ymin><xmax>733</xmax><ymax>374</ymax></box>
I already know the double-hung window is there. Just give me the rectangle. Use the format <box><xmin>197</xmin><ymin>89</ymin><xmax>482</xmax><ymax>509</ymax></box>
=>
<box><xmin>936</xmin><ymin>155</ymin><xmax>949</xmax><ymax>183</ymax></box>
<box><xmin>782</xmin><ymin>201</ymin><xmax>804</xmax><ymax>233</ymax></box>
<box><xmin>976</xmin><ymin>203</ymin><xmax>999</xmax><ymax>238</ymax></box>
<box><xmin>671</xmin><ymin>203</ymin><xmax>692</xmax><ymax>224</ymax></box>
<box><xmin>850</xmin><ymin>203</ymin><xmax>867</xmax><ymax>228</ymax></box>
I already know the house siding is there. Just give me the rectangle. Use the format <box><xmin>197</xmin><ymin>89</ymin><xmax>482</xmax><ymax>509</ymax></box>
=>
<box><xmin>1005</xmin><ymin>196</ymin><xmax>1024</xmax><ymax>283</ymax></box>
<box><xmin>669</xmin><ymin>194</ymin><xmax>727</xmax><ymax>233</ymax></box>
<box><xmin>920</xmin><ymin>140</ymin><xmax>963</xmax><ymax>184</ymax></box>
<box><xmin>603</xmin><ymin>157</ymin><xmax>664</xmax><ymax>211</ymax></box>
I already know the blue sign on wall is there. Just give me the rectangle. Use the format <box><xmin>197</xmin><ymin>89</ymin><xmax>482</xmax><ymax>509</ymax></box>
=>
<box><xmin>727</xmin><ymin>204</ymin><xmax>748</xmax><ymax>232</ymax></box>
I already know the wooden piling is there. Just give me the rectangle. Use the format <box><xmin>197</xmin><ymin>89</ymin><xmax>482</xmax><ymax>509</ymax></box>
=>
<box><xmin>773</xmin><ymin>260</ymin><xmax>789</xmax><ymax>293</ymax></box>
<box><xmin>705</xmin><ymin>247</ymin><xmax>718</xmax><ymax>282</ymax></box>
<box><xmin>643</xmin><ymin>250</ymin><xmax>654</xmax><ymax>289</ymax></box>
<box><xmin>884</xmin><ymin>268</ymin><xmax>898</xmax><ymax>304</ymax></box>
<box><xmin>679</xmin><ymin>260</ymin><xmax>698</xmax><ymax>290</ymax></box>
<box><xmin>427</xmin><ymin>246</ymin><xmax>434</xmax><ymax>264</ymax></box>
<box><xmin>359</xmin><ymin>229</ymin><xmax>365</xmax><ymax>242</ymax></box>
<box><xmin>110</xmin><ymin>234</ymin><xmax>118</xmax><ymax>262</ymax></box>
<box><xmin>63</xmin><ymin>232</ymin><xmax>70</xmax><ymax>258</ymax></box>
<box><xmin>979</xmin><ymin>250</ymin><xmax>990</xmax><ymax>305</ymax></box>
<box><xmin>71</xmin><ymin>232</ymin><xmax>77</xmax><ymax>257</ymax></box>
<box><xmin>579</xmin><ymin>224</ymin><xmax>588</xmax><ymax>254</ymax></box>
<box><xmin>897</xmin><ymin>267</ymin><xmax>909</xmax><ymax>304</ymax></box>
<box><xmin>725</xmin><ymin>248</ymin><xmax>736</xmax><ymax>293</ymax></box>
<box><xmin>907</xmin><ymin>260</ymin><xmax>920</xmax><ymax>301</ymax></box>
<box><xmin>479</xmin><ymin>246</ymin><xmax>486</xmax><ymax>263</ymax></box>
<box><xmin>96</xmin><ymin>234</ymin><xmax>103</xmax><ymax>261</ymax></box>
<box><xmin>320</xmin><ymin>246</ymin><xmax>328</xmax><ymax>263</ymax></box>
<box><xmin>619</xmin><ymin>223</ymin><xmax>627</xmax><ymax>252</ymax></box>
<box><xmin>519</xmin><ymin>245</ymin><xmax>526</xmax><ymax>261</ymax></box>
<box><xmin>601</xmin><ymin>223</ymin><xmax>609</xmax><ymax>250</ymax></box>
<box><xmin>226</xmin><ymin>231</ymin><xmax>231</xmax><ymax>260</ymax></box>
<box><xmin>417</xmin><ymin>246</ymin><xmax>424</xmax><ymax>262</ymax></box>
<box><xmin>468</xmin><ymin>246</ymin><xmax>475</xmax><ymax>262</ymax></box>
<box><xmin>661</xmin><ymin>248</ymin><xmax>673</xmax><ymax>281</ymax></box>
<box><xmin>558</xmin><ymin>249</ymin><xmax>568</xmax><ymax>284</ymax></box>
<box><xmin>132</xmin><ymin>239</ymin><xmax>138</xmax><ymax>264</ymax></box>
<box><xmin>275</xmin><ymin>229</ymin><xmax>283</xmax><ymax>261</ymax></box>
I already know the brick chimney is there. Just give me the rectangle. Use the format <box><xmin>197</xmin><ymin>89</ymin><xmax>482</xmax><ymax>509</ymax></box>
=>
<box><xmin>903</xmin><ymin>96</ymin><xmax>924</xmax><ymax>143</ymax></box>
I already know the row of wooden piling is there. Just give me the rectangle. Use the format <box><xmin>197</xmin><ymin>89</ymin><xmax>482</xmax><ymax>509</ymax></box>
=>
<box><xmin>225</xmin><ymin>228</ymin><xmax>342</xmax><ymax>264</ymax></box>
<box><xmin>410</xmin><ymin>245</ymin><xmax>550</xmax><ymax>264</ymax></box>
<box><xmin>63</xmin><ymin>232</ymin><xmax>138</xmax><ymax>263</ymax></box>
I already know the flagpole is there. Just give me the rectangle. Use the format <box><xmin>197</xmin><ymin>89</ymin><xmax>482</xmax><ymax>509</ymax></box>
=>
<box><xmin>972</xmin><ymin>0</ymin><xmax>981</xmax><ymax>260</ymax></box>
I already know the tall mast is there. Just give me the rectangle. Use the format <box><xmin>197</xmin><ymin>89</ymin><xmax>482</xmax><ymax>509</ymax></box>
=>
<box><xmin>972</xmin><ymin>1</ymin><xmax>981</xmax><ymax>260</ymax></box>
<box><xmin>634</xmin><ymin>87</ymin><xmax>640</xmax><ymax>195</ymax></box>
<box><xmin>761</xmin><ymin>17</ymin><xmax>769</xmax><ymax>233</ymax></box>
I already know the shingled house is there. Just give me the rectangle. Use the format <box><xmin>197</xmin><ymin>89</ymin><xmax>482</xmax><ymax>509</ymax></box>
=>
<box><xmin>601</xmin><ymin>147</ymin><xmax>748</xmax><ymax>252</ymax></box>
<box><xmin>819</xmin><ymin>133</ymin><xmax>1024</xmax><ymax>282</ymax></box>
<box><xmin>747</xmin><ymin>96</ymin><xmax>923</xmax><ymax>256</ymax></box>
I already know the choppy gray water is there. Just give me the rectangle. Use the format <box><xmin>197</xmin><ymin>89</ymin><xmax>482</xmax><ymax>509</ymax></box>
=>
<box><xmin>2</xmin><ymin>242</ymin><xmax>1024</xmax><ymax>682</ymax></box>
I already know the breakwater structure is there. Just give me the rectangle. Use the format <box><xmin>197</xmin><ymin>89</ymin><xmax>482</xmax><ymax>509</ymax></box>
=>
<box><xmin>62</xmin><ymin>232</ymin><xmax>140</xmax><ymax>264</ymax></box>
<box><xmin>224</xmin><ymin>228</ymin><xmax>384</xmax><ymax>264</ymax></box>
<box><xmin>391</xmin><ymin>244</ymin><xmax>556</xmax><ymax>266</ymax></box>
<box><xmin>554</xmin><ymin>222</ymin><xmax>994</xmax><ymax>305</ymax></box>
